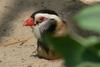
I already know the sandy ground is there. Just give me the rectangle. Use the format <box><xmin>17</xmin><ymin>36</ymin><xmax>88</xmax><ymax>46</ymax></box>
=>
<box><xmin>0</xmin><ymin>0</ymin><xmax>99</xmax><ymax>67</ymax></box>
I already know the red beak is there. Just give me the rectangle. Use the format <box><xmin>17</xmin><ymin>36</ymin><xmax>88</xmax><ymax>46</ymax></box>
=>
<box><xmin>23</xmin><ymin>18</ymin><xmax>35</xmax><ymax>27</ymax></box>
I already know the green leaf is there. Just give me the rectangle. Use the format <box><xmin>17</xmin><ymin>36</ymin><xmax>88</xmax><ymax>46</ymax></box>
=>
<box><xmin>78</xmin><ymin>42</ymin><xmax>100</xmax><ymax>67</ymax></box>
<box><xmin>42</xmin><ymin>34</ymin><xmax>84</xmax><ymax>67</ymax></box>
<box><xmin>42</xmin><ymin>34</ymin><xmax>100</xmax><ymax>67</ymax></box>
<box><xmin>74</xmin><ymin>4</ymin><xmax>100</xmax><ymax>48</ymax></box>
<box><xmin>77</xmin><ymin>36</ymin><xmax>99</xmax><ymax>47</ymax></box>
<box><xmin>74</xmin><ymin>5</ymin><xmax>100</xmax><ymax>33</ymax></box>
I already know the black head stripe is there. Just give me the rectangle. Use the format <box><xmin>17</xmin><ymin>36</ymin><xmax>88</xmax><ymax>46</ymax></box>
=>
<box><xmin>31</xmin><ymin>9</ymin><xmax>58</xmax><ymax>19</ymax></box>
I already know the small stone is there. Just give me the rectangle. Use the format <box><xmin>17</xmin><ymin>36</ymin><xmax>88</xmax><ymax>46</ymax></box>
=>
<box><xmin>27</xmin><ymin>65</ymin><xmax>32</xmax><ymax>67</ymax></box>
<box><xmin>0</xmin><ymin>60</ymin><xmax>2</xmax><ymax>63</ymax></box>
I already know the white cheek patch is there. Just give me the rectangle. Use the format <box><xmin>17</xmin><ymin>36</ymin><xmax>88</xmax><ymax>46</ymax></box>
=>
<box><xmin>35</xmin><ymin>13</ymin><xmax>62</xmax><ymax>23</ymax></box>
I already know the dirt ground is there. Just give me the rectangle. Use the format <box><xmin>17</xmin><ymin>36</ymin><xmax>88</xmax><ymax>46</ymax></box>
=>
<box><xmin>0</xmin><ymin>0</ymin><xmax>99</xmax><ymax>67</ymax></box>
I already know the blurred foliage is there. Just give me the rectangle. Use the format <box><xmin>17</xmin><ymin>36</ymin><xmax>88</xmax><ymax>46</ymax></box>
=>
<box><xmin>42</xmin><ymin>4</ymin><xmax>100</xmax><ymax>67</ymax></box>
<box><xmin>42</xmin><ymin>35</ymin><xmax>84</xmax><ymax>67</ymax></box>
<box><xmin>74</xmin><ymin>4</ymin><xmax>100</xmax><ymax>33</ymax></box>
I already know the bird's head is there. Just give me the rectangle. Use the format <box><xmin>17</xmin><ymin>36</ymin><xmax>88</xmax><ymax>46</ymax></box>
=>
<box><xmin>23</xmin><ymin>9</ymin><xmax>67</xmax><ymax>37</ymax></box>
<box><xmin>24</xmin><ymin>10</ymin><xmax>61</xmax><ymax>27</ymax></box>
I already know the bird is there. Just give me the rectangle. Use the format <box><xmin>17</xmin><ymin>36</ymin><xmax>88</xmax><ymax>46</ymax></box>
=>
<box><xmin>23</xmin><ymin>9</ymin><xmax>100</xmax><ymax>60</ymax></box>
<box><xmin>23</xmin><ymin>9</ymin><xmax>68</xmax><ymax>60</ymax></box>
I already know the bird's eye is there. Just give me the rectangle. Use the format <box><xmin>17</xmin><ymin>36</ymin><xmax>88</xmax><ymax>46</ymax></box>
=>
<box><xmin>35</xmin><ymin>16</ymin><xmax>47</xmax><ymax>25</ymax></box>
<box><xmin>39</xmin><ymin>16</ymin><xmax>45</xmax><ymax>21</ymax></box>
